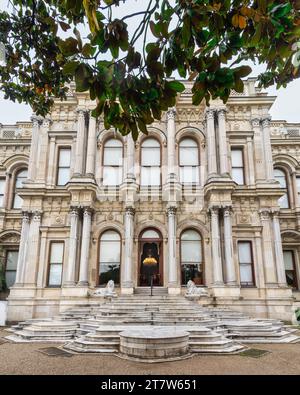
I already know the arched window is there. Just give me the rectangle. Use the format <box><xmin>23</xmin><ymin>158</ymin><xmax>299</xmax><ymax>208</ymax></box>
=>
<box><xmin>274</xmin><ymin>168</ymin><xmax>289</xmax><ymax>208</ymax></box>
<box><xmin>180</xmin><ymin>229</ymin><xmax>203</xmax><ymax>285</ymax></box>
<box><xmin>103</xmin><ymin>139</ymin><xmax>123</xmax><ymax>186</ymax></box>
<box><xmin>13</xmin><ymin>168</ymin><xmax>28</xmax><ymax>209</ymax></box>
<box><xmin>179</xmin><ymin>138</ymin><xmax>199</xmax><ymax>184</ymax></box>
<box><xmin>99</xmin><ymin>230</ymin><xmax>121</xmax><ymax>285</ymax></box>
<box><xmin>141</xmin><ymin>138</ymin><xmax>161</xmax><ymax>186</ymax></box>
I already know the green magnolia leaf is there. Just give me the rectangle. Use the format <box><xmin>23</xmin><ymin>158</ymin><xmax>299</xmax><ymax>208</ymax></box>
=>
<box><xmin>62</xmin><ymin>61</ymin><xmax>79</xmax><ymax>75</ymax></box>
<box><xmin>58</xmin><ymin>37</ymin><xmax>78</xmax><ymax>56</ymax></box>
<box><xmin>234</xmin><ymin>65</ymin><xmax>252</xmax><ymax>79</ymax></box>
<box><xmin>75</xmin><ymin>63</ymin><xmax>92</xmax><ymax>92</ymax></box>
<box><xmin>167</xmin><ymin>81</ymin><xmax>185</xmax><ymax>93</ymax></box>
<box><xmin>192</xmin><ymin>89</ymin><xmax>205</xmax><ymax>106</ymax></box>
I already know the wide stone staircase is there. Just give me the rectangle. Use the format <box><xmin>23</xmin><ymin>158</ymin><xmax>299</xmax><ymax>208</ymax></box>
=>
<box><xmin>5</xmin><ymin>294</ymin><xmax>299</xmax><ymax>356</ymax></box>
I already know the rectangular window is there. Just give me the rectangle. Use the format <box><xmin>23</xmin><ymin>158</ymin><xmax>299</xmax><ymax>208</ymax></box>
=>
<box><xmin>231</xmin><ymin>148</ymin><xmax>245</xmax><ymax>185</ymax></box>
<box><xmin>140</xmin><ymin>167</ymin><xmax>161</xmax><ymax>186</ymax></box>
<box><xmin>5</xmin><ymin>250</ymin><xmax>19</xmax><ymax>288</ymax></box>
<box><xmin>238</xmin><ymin>241</ymin><xmax>255</xmax><ymax>286</ymax></box>
<box><xmin>48</xmin><ymin>242</ymin><xmax>64</xmax><ymax>287</ymax></box>
<box><xmin>297</xmin><ymin>177</ymin><xmax>300</xmax><ymax>205</ymax></box>
<box><xmin>283</xmin><ymin>250</ymin><xmax>298</xmax><ymax>289</ymax></box>
<box><xmin>57</xmin><ymin>148</ymin><xmax>71</xmax><ymax>186</ymax></box>
<box><xmin>0</xmin><ymin>178</ymin><xmax>5</xmax><ymax>207</ymax></box>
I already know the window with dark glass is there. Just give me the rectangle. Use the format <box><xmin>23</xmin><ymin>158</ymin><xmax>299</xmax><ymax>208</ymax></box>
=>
<box><xmin>48</xmin><ymin>242</ymin><xmax>64</xmax><ymax>287</ymax></box>
<box><xmin>179</xmin><ymin>138</ymin><xmax>199</xmax><ymax>184</ymax></box>
<box><xmin>296</xmin><ymin>176</ymin><xmax>300</xmax><ymax>206</ymax></box>
<box><xmin>231</xmin><ymin>148</ymin><xmax>245</xmax><ymax>185</ymax></box>
<box><xmin>238</xmin><ymin>241</ymin><xmax>255</xmax><ymax>286</ymax></box>
<box><xmin>141</xmin><ymin>138</ymin><xmax>161</xmax><ymax>186</ymax></box>
<box><xmin>13</xmin><ymin>169</ymin><xmax>28</xmax><ymax>209</ymax></box>
<box><xmin>283</xmin><ymin>250</ymin><xmax>298</xmax><ymax>289</ymax></box>
<box><xmin>5</xmin><ymin>250</ymin><xmax>18</xmax><ymax>288</ymax></box>
<box><xmin>57</xmin><ymin>148</ymin><xmax>71</xmax><ymax>186</ymax></box>
<box><xmin>274</xmin><ymin>168</ymin><xmax>289</xmax><ymax>208</ymax></box>
<box><xmin>99</xmin><ymin>230</ymin><xmax>121</xmax><ymax>285</ymax></box>
<box><xmin>103</xmin><ymin>139</ymin><xmax>123</xmax><ymax>186</ymax></box>
<box><xmin>0</xmin><ymin>178</ymin><xmax>5</xmax><ymax>207</ymax></box>
<box><xmin>180</xmin><ymin>229</ymin><xmax>203</xmax><ymax>285</ymax></box>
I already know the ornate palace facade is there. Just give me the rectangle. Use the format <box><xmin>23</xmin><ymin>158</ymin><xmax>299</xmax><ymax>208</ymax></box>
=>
<box><xmin>1</xmin><ymin>78</ymin><xmax>300</xmax><ymax>321</ymax></box>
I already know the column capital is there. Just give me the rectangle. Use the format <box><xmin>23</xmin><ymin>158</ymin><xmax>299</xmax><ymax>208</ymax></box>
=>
<box><xmin>32</xmin><ymin>210</ymin><xmax>42</xmax><ymax>222</ymax></box>
<box><xmin>76</xmin><ymin>108</ymin><xmax>86</xmax><ymax>118</ymax></box>
<box><xmin>209</xmin><ymin>206</ymin><xmax>220</xmax><ymax>216</ymax></box>
<box><xmin>261</xmin><ymin>116</ymin><xmax>271</xmax><ymax>129</ymax></box>
<box><xmin>271</xmin><ymin>209</ymin><xmax>280</xmax><ymax>218</ymax></box>
<box><xmin>166</xmin><ymin>107</ymin><xmax>176</xmax><ymax>121</ymax></box>
<box><xmin>41</xmin><ymin>117</ymin><xmax>52</xmax><ymax>128</ymax></box>
<box><xmin>205</xmin><ymin>108</ymin><xmax>215</xmax><ymax>120</ymax></box>
<box><xmin>125</xmin><ymin>206</ymin><xmax>136</xmax><ymax>216</ymax></box>
<box><xmin>69</xmin><ymin>206</ymin><xmax>80</xmax><ymax>216</ymax></box>
<box><xmin>167</xmin><ymin>206</ymin><xmax>177</xmax><ymax>216</ymax></box>
<box><xmin>223</xmin><ymin>206</ymin><xmax>233</xmax><ymax>217</ymax></box>
<box><xmin>217</xmin><ymin>107</ymin><xmax>227</xmax><ymax>117</ymax></box>
<box><xmin>21</xmin><ymin>211</ymin><xmax>31</xmax><ymax>222</ymax></box>
<box><xmin>251</xmin><ymin>117</ymin><xmax>261</xmax><ymax>128</ymax></box>
<box><xmin>83</xmin><ymin>207</ymin><xmax>93</xmax><ymax>217</ymax></box>
<box><xmin>30</xmin><ymin>115</ymin><xmax>43</xmax><ymax>127</ymax></box>
<box><xmin>259</xmin><ymin>208</ymin><xmax>271</xmax><ymax>220</ymax></box>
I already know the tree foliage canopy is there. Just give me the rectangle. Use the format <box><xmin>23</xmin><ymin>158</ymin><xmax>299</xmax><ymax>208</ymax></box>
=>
<box><xmin>0</xmin><ymin>0</ymin><xmax>300</xmax><ymax>138</ymax></box>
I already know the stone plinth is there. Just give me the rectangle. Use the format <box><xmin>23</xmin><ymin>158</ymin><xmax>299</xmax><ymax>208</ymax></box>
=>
<box><xmin>0</xmin><ymin>301</ymin><xmax>7</xmax><ymax>326</ymax></box>
<box><xmin>119</xmin><ymin>327</ymin><xmax>190</xmax><ymax>361</ymax></box>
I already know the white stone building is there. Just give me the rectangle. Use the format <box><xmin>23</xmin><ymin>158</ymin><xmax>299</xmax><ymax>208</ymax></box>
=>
<box><xmin>0</xmin><ymin>78</ymin><xmax>300</xmax><ymax>322</ymax></box>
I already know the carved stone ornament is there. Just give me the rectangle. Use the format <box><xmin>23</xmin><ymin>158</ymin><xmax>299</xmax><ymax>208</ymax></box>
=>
<box><xmin>88</xmin><ymin>280</ymin><xmax>117</xmax><ymax>298</ymax></box>
<box><xmin>185</xmin><ymin>280</ymin><xmax>208</xmax><ymax>300</ymax></box>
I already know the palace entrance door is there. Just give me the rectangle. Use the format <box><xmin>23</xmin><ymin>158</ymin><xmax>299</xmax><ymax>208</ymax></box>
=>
<box><xmin>138</xmin><ymin>229</ymin><xmax>163</xmax><ymax>286</ymax></box>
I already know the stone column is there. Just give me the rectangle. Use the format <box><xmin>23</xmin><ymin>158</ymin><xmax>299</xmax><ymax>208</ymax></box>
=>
<box><xmin>272</xmin><ymin>211</ymin><xmax>287</xmax><ymax>287</ymax></box>
<box><xmin>15</xmin><ymin>211</ymin><xmax>31</xmax><ymax>285</ymax></box>
<box><xmin>167</xmin><ymin>206</ymin><xmax>178</xmax><ymax>288</ymax></box>
<box><xmin>28</xmin><ymin>116</ymin><xmax>41</xmax><ymax>181</ymax></box>
<box><xmin>261</xmin><ymin>117</ymin><xmax>274</xmax><ymax>181</ymax></box>
<box><xmin>3</xmin><ymin>172</ymin><xmax>11</xmax><ymax>209</ymax></box>
<box><xmin>36</xmin><ymin>118</ymin><xmax>51</xmax><ymax>183</ymax></box>
<box><xmin>217</xmin><ymin>108</ymin><xmax>229</xmax><ymax>175</ymax></box>
<box><xmin>23</xmin><ymin>211</ymin><xmax>42</xmax><ymax>286</ymax></box>
<box><xmin>46</xmin><ymin>137</ymin><xmax>56</xmax><ymax>186</ymax></box>
<box><xmin>246</xmin><ymin>136</ymin><xmax>255</xmax><ymax>185</ymax></box>
<box><xmin>167</xmin><ymin>108</ymin><xmax>177</xmax><ymax>182</ymax></box>
<box><xmin>74</xmin><ymin>109</ymin><xmax>86</xmax><ymax>176</ymax></box>
<box><xmin>122</xmin><ymin>207</ymin><xmax>135</xmax><ymax>290</ymax></box>
<box><xmin>260</xmin><ymin>209</ymin><xmax>277</xmax><ymax>286</ymax></box>
<box><xmin>206</xmin><ymin>109</ymin><xmax>217</xmax><ymax>178</ymax></box>
<box><xmin>210</xmin><ymin>207</ymin><xmax>223</xmax><ymax>285</ymax></box>
<box><xmin>86</xmin><ymin>114</ymin><xmax>97</xmax><ymax>176</ymax></box>
<box><xmin>64</xmin><ymin>207</ymin><xmax>79</xmax><ymax>286</ymax></box>
<box><xmin>125</xmin><ymin>134</ymin><xmax>135</xmax><ymax>181</ymax></box>
<box><xmin>78</xmin><ymin>208</ymin><xmax>92</xmax><ymax>286</ymax></box>
<box><xmin>223</xmin><ymin>207</ymin><xmax>237</xmax><ymax>285</ymax></box>
<box><xmin>251</xmin><ymin>118</ymin><xmax>266</xmax><ymax>182</ymax></box>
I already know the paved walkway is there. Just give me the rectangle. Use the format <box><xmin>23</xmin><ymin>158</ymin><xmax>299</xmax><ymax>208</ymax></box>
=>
<box><xmin>1</xmin><ymin>328</ymin><xmax>300</xmax><ymax>375</ymax></box>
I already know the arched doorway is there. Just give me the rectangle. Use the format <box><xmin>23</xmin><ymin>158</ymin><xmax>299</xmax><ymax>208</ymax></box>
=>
<box><xmin>138</xmin><ymin>228</ymin><xmax>163</xmax><ymax>286</ymax></box>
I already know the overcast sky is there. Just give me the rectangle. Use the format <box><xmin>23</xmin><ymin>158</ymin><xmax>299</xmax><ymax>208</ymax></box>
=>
<box><xmin>0</xmin><ymin>0</ymin><xmax>299</xmax><ymax>124</ymax></box>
